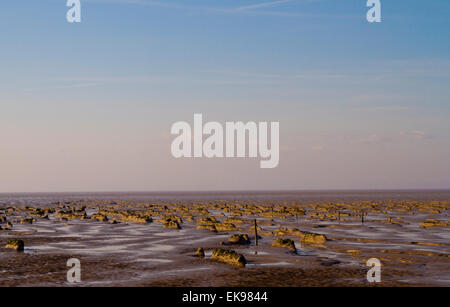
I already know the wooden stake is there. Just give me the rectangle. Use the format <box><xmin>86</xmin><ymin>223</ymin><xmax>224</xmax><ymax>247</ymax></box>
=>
<box><xmin>254</xmin><ymin>219</ymin><xmax>258</xmax><ymax>246</ymax></box>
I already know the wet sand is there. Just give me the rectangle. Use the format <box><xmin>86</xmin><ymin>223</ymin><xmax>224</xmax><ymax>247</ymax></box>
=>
<box><xmin>0</xmin><ymin>191</ymin><xmax>449</xmax><ymax>287</ymax></box>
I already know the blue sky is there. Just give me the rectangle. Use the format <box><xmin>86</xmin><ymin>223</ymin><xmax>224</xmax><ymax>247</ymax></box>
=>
<box><xmin>0</xmin><ymin>0</ymin><xmax>449</xmax><ymax>192</ymax></box>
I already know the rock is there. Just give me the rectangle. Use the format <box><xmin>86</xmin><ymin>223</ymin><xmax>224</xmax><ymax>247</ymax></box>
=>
<box><xmin>215</xmin><ymin>223</ymin><xmax>237</xmax><ymax>231</ymax></box>
<box><xmin>228</xmin><ymin>234</ymin><xmax>250</xmax><ymax>245</ymax></box>
<box><xmin>272</xmin><ymin>228</ymin><xmax>303</xmax><ymax>237</ymax></box>
<box><xmin>224</xmin><ymin>217</ymin><xmax>245</xmax><ymax>224</ymax></box>
<box><xmin>5</xmin><ymin>239</ymin><xmax>24</xmax><ymax>251</ymax></box>
<box><xmin>121</xmin><ymin>215</ymin><xmax>152</xmax><ymax>224</ymax></box>
<box><xmin>197</xmin><ymin>224</ymin><xmax>217</xmax><ymax>232</ymax></box>
<box><xmin>271</xmin><ymin>228</ymin><xmax>327</xmax><ymax>244</ymax></box>
<box><xmin>57</xmin><ymin>210</ymin><xmax>82</xmax><ymax>220</ymax></box>
<box><xmin>211</xmin><ymin>249</ymin><xmax>246</xmax><ymax>267</ymax></box>
<box><xmin>164</xmin><ymin>220</ymin><xmax>181</xmax><ymax>229</ymax></box>
<box><xmin>160</xmin><ymin>215</ymin><xmax>183</xmax><ymax>224</ymax></box>
<box><xmin>346</xmin><ymin>249</ymin><xmax>360</xmax><ymax>256</ymax></box>
<box><xmin>195</xmin><ymin>248</ymin><xmax>205</xmax><ymax>258</ymax></box>
<box><xmin>159</xmin><ymin>216</ymin><xmax>182</xmax><ymax>229</ymax></box>
<box><xmin>420</xmin><ymin>219</ymin><xmax>448</xmax><ymax>228</ymax></box>
<box><xmin>0</xmin><ymin>215</ymin><xmax>6</xmax><ymax>223</ymax></box>
<box><xmin>20</xmin><ymin>218</ymin><xmax>35</xmax><ymax>224</ymax></box>
<box><xmin>31</xmin><ymin>212</ymin><xmax>49</xmax><ymax>219</ymax></box>
<box><xmin>197</xmin><ymin>217</ymin><xmax>218</xmax><ymax>224</ymax></box>
<box><xmin>74</xmin><ymin>206</ymin><xmax>86</xmax><ymax>213</ymax></box>
<box><xmin>30</xmin><ymin>209</ymin><xmax>49</xmax><ymax>219</ymax></box>
<box><xmin>272</xmin><ymin>238</ymin><xmax>296</xmax><ymax>252</ymax></box>
<box><xmin>183</xmin><ymin>216</ymin><xmax>195</xmax><ymax>222</ymax></box>
<box><xmin>300</xmin><ymin>232</ymin><xmax>327</xmax><ymax>244</ymax></box>
<box><xmin>91</xmin><ymin>214</ymin><xmax>108</xmax><ymax>222</ymax></box>
<box><xmin>45</xmin><ymin>208</ymin><xmax>56</xmax><ymax>214</ymax></box>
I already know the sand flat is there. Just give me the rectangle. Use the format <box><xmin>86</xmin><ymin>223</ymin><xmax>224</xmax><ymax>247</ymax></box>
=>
<box><xmin>0</xmin><ymin>191</ymin><xmax>449</xmax><ymax>286</ymax></box>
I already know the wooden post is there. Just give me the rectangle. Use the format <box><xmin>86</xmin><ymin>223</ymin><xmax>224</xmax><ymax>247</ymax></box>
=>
<box><xmin>338</xmin><ymin>211</ymin><xmax>340</xmax><ymax>222</ymax></box>
<box><xmin>254</xmin><ymin>219</ymin><xmax>258</xmax><ymax>247</ymax></box>
<box><xmin>361</xmin><ymin>211</ymin><xmax>364</xmax><ymax>224</ymax></box>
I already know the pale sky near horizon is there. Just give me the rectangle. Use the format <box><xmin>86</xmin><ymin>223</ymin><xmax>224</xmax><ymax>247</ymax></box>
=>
<box><xmin>0</xmin><ymin>0</ymin><xmax>450</xmax><ymax>192</ymax></box>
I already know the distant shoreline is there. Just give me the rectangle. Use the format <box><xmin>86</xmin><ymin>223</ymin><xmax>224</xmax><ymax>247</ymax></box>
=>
<box><xmin>1</xmin><ymin>188</ymin><xmax>450</xmax><ymax>194</ymax></box>
<box><xmin>1</xmin><ymin>189</ymin><xmax>450</xmax><ymax>202</ymax></box>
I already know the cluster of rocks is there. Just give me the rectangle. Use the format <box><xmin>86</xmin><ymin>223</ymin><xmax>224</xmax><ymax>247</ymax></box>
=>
<box><xmin>271</xmin><ymin>227</ymin><xmax>327</xmax><ymax>244</ymax></box>
<box><xmin>196</xmin><ymin>216</ymin><xmax>237</xmax><ymax>233</ymax></box>
<box><xmin>158</xmin><ymin>215</ymin><xmax>182</xmax><ymax>229</ymax></box>
<box><xmin>0</xmin><ymin>214</ymin><xmax>13</xmax><ymax>230</ymax></box>
<box><xmin>420</xmin><ymin>219</ymin><xmax>449</xmax><ymax>229</ymax></box>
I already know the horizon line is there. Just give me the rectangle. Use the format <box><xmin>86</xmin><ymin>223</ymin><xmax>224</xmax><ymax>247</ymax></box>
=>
<box><xmin>1</xmin><ymin>188</ymin><xmax>450</xmax><ymax>195</ymax></box>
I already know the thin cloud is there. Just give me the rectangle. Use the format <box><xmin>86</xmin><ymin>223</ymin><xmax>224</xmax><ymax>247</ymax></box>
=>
<box><xmin>22</xmin><ymin>83</ymin><xmax>100</xmax><ymax>92</ymax></box>
<box><xmin>366</xmin><ymin>106</ymin><xmax>412</xmax><ymax>112</ymax></box>
<box><xmin>204</xmin><ymin>69</ymin><xmax>352</xmax><ymax>80</ymax></box>
<box><xmin>345</xmin><ymin>130</ymin><xmax>433</xmax><ymax>145</ymax></box>
<box><xmin>235</xmin><ymin>0</ymin><xmax>292</xmax><ymax>12</ymax></box>
<box><xmin>85</xmin><ymin>0</ymin><xmax>351</xmax><ymax>19</ymax></box>
<box><xmin>400</xmin><ymin>130</ymin><xmax>433</xmax><ymax>140</ymax></box>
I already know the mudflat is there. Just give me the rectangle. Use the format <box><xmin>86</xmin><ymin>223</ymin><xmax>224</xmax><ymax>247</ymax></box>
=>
<box><xmin>0</xmin><ymin>191</ymin><xmax>448</xmax><ymax>287</ymax></box>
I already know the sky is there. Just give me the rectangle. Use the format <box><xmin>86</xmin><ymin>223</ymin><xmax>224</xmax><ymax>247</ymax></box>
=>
<box><xmin>0</xmin><ymin>0</ymin><xmax>449</xmax><ymax>192</ymax></box>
